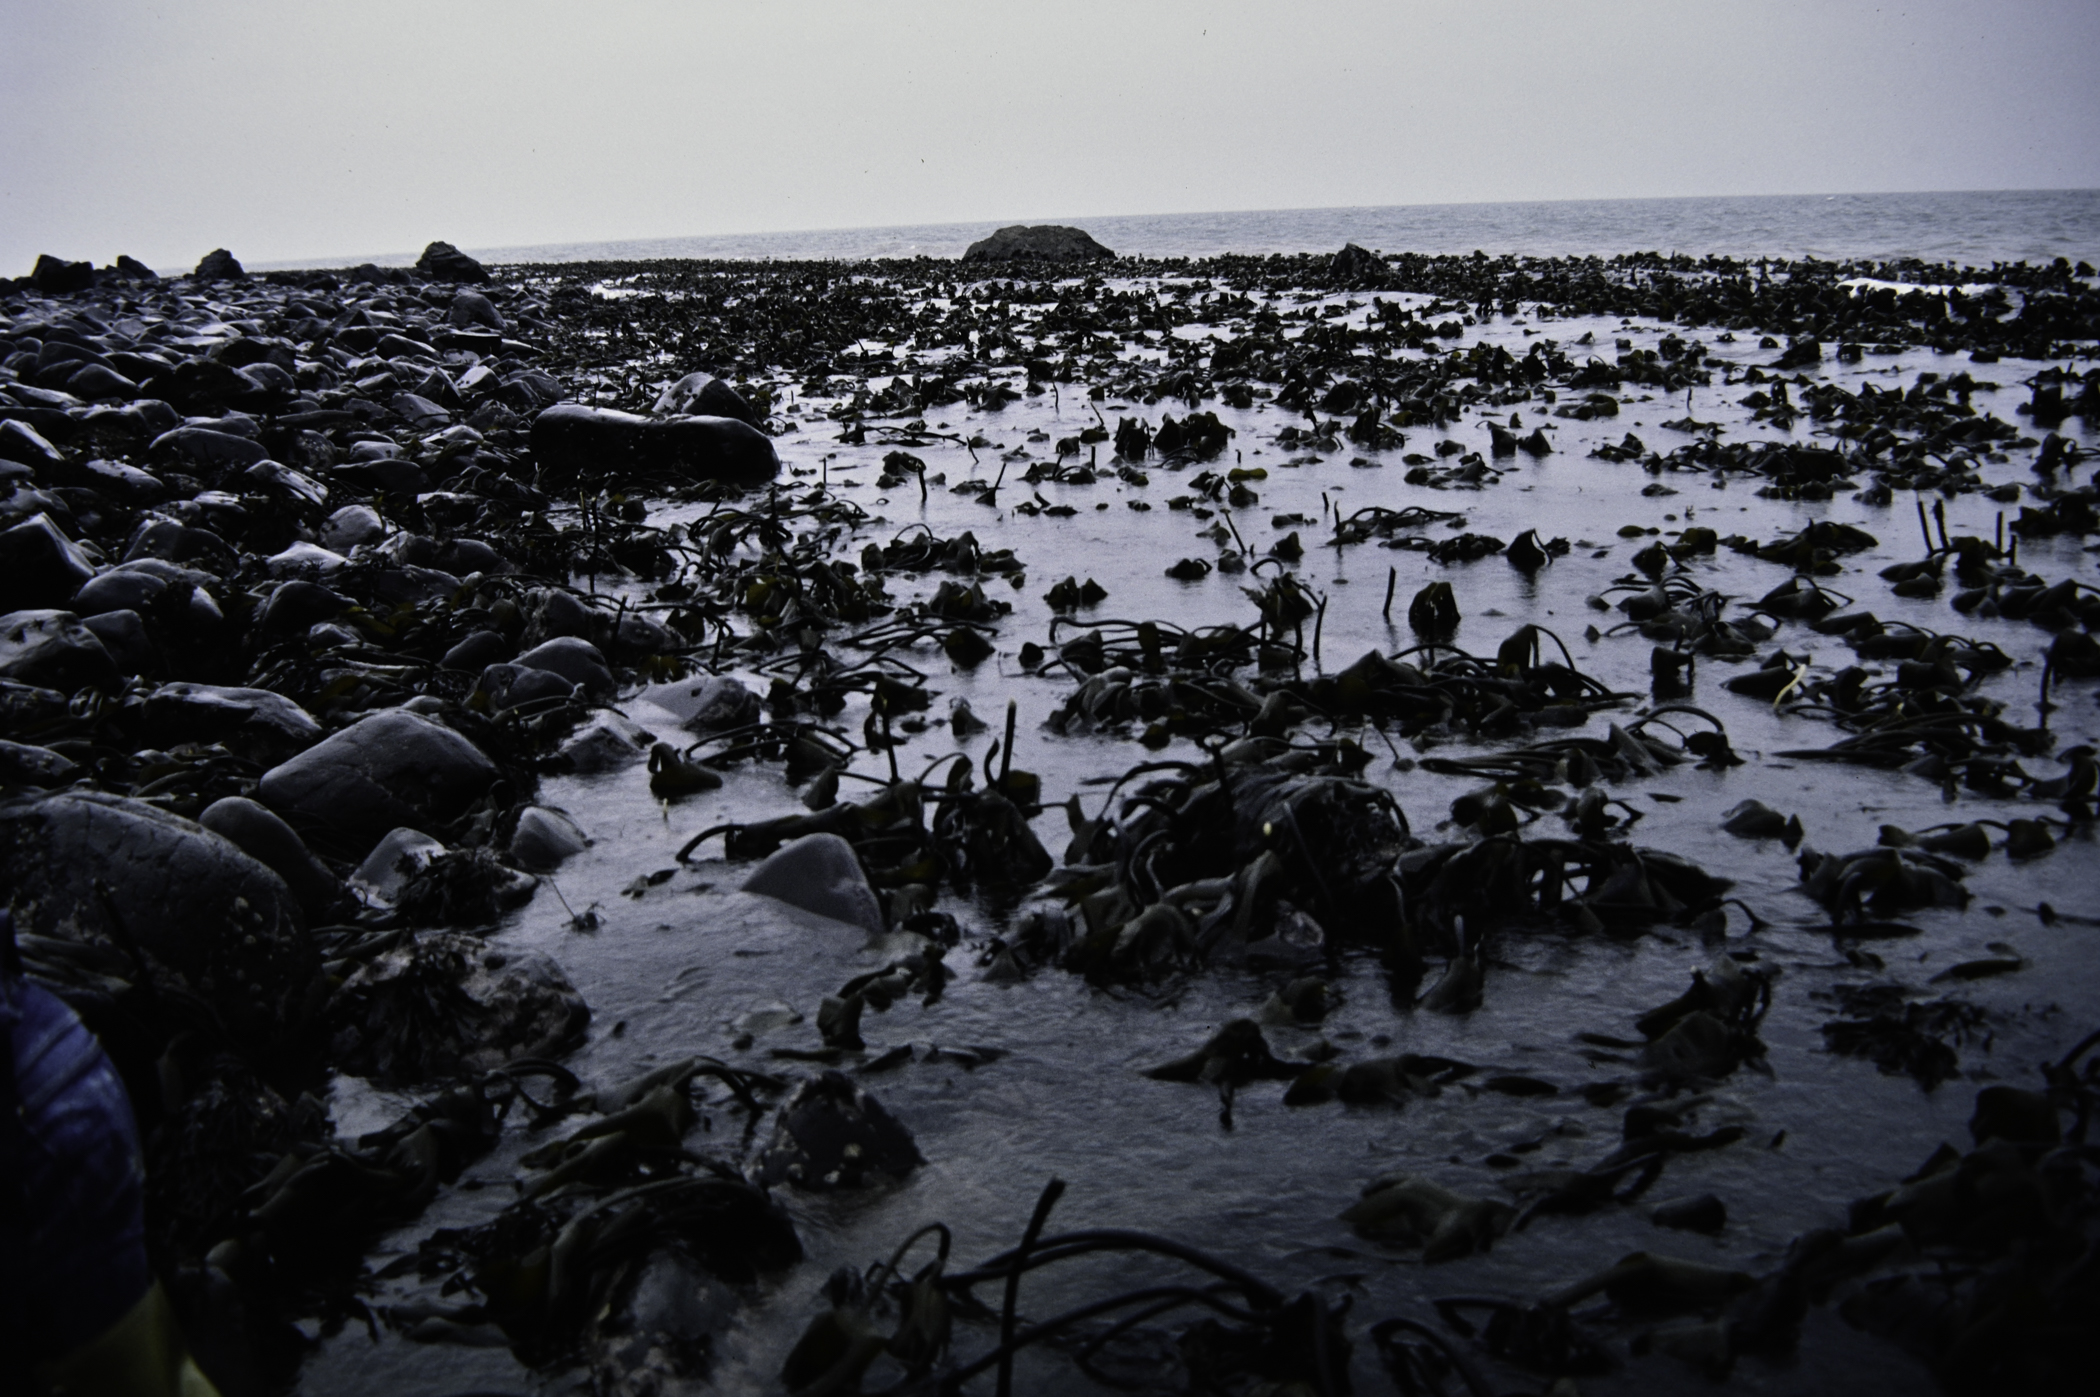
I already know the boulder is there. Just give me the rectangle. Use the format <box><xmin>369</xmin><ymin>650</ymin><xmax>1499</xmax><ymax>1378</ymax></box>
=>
<box><xmin>520</xmin><ymin>587</ymin><xmax>611</xmax><ymax>648</ymax></box>
<box><xmin>509</xmin><ymin>806</ymin><xmax>588</xmax><ymax>872</ymax></box>
<box><xmin>961</xmin><ymin>224</ymin><xmax>1114</xmax><ymax>263</ymax></box>
<box><xmin>0</xmin><ymin>419</ymin><xmax>67</xmax><ymax>471</ymax></box>
<box><xmin>1</xmin><ymin>513</ymin><xmax>98</xmax><ymax>609</ymax></box>
<box><xmin>514</xmin><ymin>635</ymin><xmax>615</xmax><ymax>696</ymax></box>
<box><xmin>258</xmin><ymin>709</ymin><xmax>499</xmax><ymax>846</ymax></box>
<box><xmin>471</xmin><ymin>661</ymin><xmax>574</xmax><ymax>712</ymax></box>
<box><xmin>132</xmin><ymin>682</ymin><xmax>323</xmax><ymax>762</ymax></box>
<box><xmin>651</xmin><ymin>372</ymin><xmax>763</xmax><ymax>428</ymax></box>
<box><xmin>448</xmin><ymin>288</ymin><xmax>507</xmax><ymax>332</ymax></box>
<box><xmin>0</xmin><ymin>610</ymin><xmax>119</xmax><ymax>691</ymax></box>
<box><xmin>0</xmin><ymin>791</ymin><xmax>313</xmax><ymax>1040</ymax></box>
<box><xmin>1332</xmin><ymin>243</ymin><xmax>1388</xmax><ymax>284</ymax></box>
<box><xmin>192</xmin><ymin>248</ymin><xmax>246</xmax><ymax>281</ymax></box>
<box><xmin>149</xmin><ymin>425</ymin><xmax>269</xmax><ymax>472</ymax></box>
<box><xmin>530</xmin><ymin>404</ymin><xmax>778</xmax><ymax>485</ymax></box>
<box><xmin>79</xmin><ymin>609</ymin><xmax>162</xmax><ymax>678</ymax></box>
<box><xmin>64</xmin><ymin>363</ymin><xmax>138</xmax><ymax>402</ymax></box>
<box><xmin>198</xmin><ymin>795</ymin><xmax>341</xmax><ymax>921</ymax></box>
<box><xmin>29</xmin><ymin>255</ymin><xmax>96</xmax><ymax>294</ymax></box>
<box><xmin>440</xmin><ymin>629</ymin><xmax>513</xmax><ymax>672</ymax></box>
<box><xmin>0</xmin><ymin>739</ymin><xmax>79</xmax><ymax>788</ymax></box>
<box><xmin>739</xmin><ymin>833</ymin><xmax>883</xmax><ymax>937</ymax></box>
<box><xmin>415</xmin><ymin>241</ymin><xmax>490</xmax><ymax>284</ymax></box>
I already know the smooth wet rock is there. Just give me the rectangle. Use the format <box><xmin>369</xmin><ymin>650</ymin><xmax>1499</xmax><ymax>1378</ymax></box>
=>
<box><xmin>134</xmin><ymin>682</ymin><xmax>323</xmax><ymax>761</ymax></box>
<box><xmin>441</xmin><ymin>629</ymin><xmax>513</xmax><ymax>672</ymax></box>
<box><xmin>329</xmin><ymin>931</ymin><xmax>588</xmax><ymax>1086</ymax></box>
<box><xmin>448</xmin><ymin>289</ymin><xmax>507</xmax><ymax>332</ymax></box>
<box><xmin>509</xmin><ymin>806</ymin><xmax>589</xmax><ymax>871</ymax></box>
<box><xmin>739</xmin><ymin>833</ymin><xmax>883</xmax><ymax>937</ymax></box>
<box><xmin>416</xmin><ymin>241</ymin><xmax>490</xmax><ymax>283</ymax></box>
<box><xmin>651</xmin><ymin>372</ymin><xmax>763</xmax><ymax>428</ymax></box>
<box><xmin>391</xmin><ymin>392</ymin><xmax>450</xmax><ymax>429</ymax></box>
<box><xmin>64</xmin><ymin>363</ymin><xmax>137</xmax><ymax>402</ymax></box>
<box><xmin>530</xmin><ymin>403</ymin><xmax>779</xmax><ymax>485</ymax></box>
<box><xmin>472</xmin><ymin>662</ymin><xmax>574</xmax><ymax>712</ymax></box>
<box><xmin>1</xmin><ymin>513</ymin><xmax>98</xmax><ymax>608</ymax></box>
<box><xmin>199</xmin><ymin>795</ymin><xmax>340</xmax><ymax>921</ymax></box>
<box><xmin>253</xmin><ymin>580</ymin><xmax>349</xmax><ymax>640</ymax></box>
<box><xmin>149</xmin><ymin>425</ymin><xmax>268</xmax><ymax>472</ymax></box>
<box><xmin>259</xmin><ymin>709</ymin><xmax>498</xmax><ymax>846</ymax></box>
<box><xmin>0</xmin><ymin>610</ymin><xmax>119</xmax><ymax>691</ymax></box>
<box><xmin>349</xmin><ymin>827</ymin><xmax>449</xmax><ymax>904</ymax></box>
<box><xmin>962</xmin><ymin>225</ymin><xmax>1114</xmax><ymax>263</ymax></box>
<box><xmin>123</xmin><ymin>520</ymin><xmax>237</xmax><ymax>574</ymax></box>
<box><xmin>192</xmin><ymin>248</ymin><xmax>246</xmax><ymax>281</ymax></box>
<box><xmin>0</xmin><ymin>791</ymin><xmax>313</xmax><ymax>1039</ymax></box>
<box><xmin>750</xmin><ymin>1071</ymin><xmax>921</xmax><ymax>1190</ymax></box>
<box><xmin>80</xmin><ymin>609</ymin><xmax>161</xmax><ymax>677</ymax></box>
<box><xmin>520</xmin><ymin>588</ymin><xmax>609</xmax><ymax>648</ymax></box>
<box><xmin>514</xmin><ymin>635</ymin><xmax>615</xmax><ymax>696</ymax></box>
<box><xmin>0</xmin><ymin>419</ymin><xmax>68</xmax><ymax>471</ymax></box>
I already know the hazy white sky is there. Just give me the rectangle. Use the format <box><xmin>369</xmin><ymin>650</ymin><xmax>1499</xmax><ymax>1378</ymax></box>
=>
<box><xmin>4</xmin><ymin>0</ymin><xmax>2095</xmax><ymax>271</ymax></box>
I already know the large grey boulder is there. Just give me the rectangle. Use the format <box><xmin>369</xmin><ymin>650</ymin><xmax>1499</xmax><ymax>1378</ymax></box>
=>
<box><xmin>530</xmin><ymin>404</ymin><xmax>778</xmax><ymax>485</ymax></box>
<box><xmin>739</xmin><ymin>833</ymin><xmax>883</xmax><ymax>937</ymax></box>
<box><xmin>258</xmin><ymin>709</ymin><xmax>498</xmax><ymax>846</ymax></box>
<box><xmin>0</xmin><ymin>791</ymin><xmax>314</xmax><ymax>1040</ymax></box>
<box><xmin>961</xmin><ymin>224</ymin><xmax>1114</xmax><ymax>263</ymax></box>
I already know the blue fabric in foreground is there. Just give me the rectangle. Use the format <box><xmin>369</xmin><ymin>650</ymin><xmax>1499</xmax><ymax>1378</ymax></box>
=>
<box><xmin>1</xmin><ymin>907</ymin><xmax>153</xmax><ymax>1366</ymax></box>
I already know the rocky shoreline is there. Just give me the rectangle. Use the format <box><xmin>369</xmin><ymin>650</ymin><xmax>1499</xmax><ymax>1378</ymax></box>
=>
<box><xmin>4</xmin><ymin>235</ymin><xmax>2098</xmax><ymax>1395</ymax></box>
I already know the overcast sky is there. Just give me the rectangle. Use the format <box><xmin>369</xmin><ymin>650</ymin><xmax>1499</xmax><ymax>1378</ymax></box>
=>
<box><xmin>4</xmin><ymin>0</ymin><xmax>2095</xmax><ymax>272</ymax></box>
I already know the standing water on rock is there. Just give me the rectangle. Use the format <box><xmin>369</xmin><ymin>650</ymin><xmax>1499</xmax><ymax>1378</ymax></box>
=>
<box><xmin>4</xmin><ymin>219</ymin><xmax>2098</xmax><ymax>1396</ymax></box>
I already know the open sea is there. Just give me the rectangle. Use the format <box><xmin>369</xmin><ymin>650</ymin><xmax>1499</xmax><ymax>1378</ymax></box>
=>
<box><xmin>263</xmin><ymin>188</ymin><xmax>2100</xmax><ymax>273</ymax></box>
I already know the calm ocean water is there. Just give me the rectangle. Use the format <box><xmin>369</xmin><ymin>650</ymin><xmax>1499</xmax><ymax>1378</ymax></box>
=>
<box><xmin>274</xmin><ymin>189</ymin><xmax>2100</xmax><ymax>274</ymax></box>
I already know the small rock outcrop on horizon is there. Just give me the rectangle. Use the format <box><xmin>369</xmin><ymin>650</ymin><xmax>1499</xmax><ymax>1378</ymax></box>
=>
<box><xmin>961</xmin><ymin>224</ymin><xmax>1114</xmax><ymax>263</ymax></box>
<box><xmin>193</xmin><ymin>248</ymin><xmax>246</xmax><ymax>281</ymax></box>
<box><xmin>416</xmin><ymin>240</ymin><xmax>490</xmax><ymax>283</ymax></box>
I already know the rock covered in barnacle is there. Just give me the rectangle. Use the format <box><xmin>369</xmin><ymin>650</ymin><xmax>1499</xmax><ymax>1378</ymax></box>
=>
<box><xmin>0</xmin><ymin>790</ymin><xmax>315</xmax><ymax>1042</ymax></box>
<box><xmin>328</xmin><ymin>930</ymin><xmax>587</xmax><ymax>1085</ymax></box>
<box><xmin>750</xmin><ymin>1071</ymin><xmax>921</xmax><ymax>1190</ymax></box>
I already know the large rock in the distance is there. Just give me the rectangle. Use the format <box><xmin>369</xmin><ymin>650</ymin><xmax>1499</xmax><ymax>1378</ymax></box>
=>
<box><xmin>258</xmin><ymin>709</ymin><xmax>498</xmax><ymax>846</ymax></box>
<box><xmin>30</xmin><ymin>255</ymin><xmax>96</xmax><ymax>294</ymax></box>
<box><xmin>530</xmin><ymin>403</ymin><xmax>779</xmax><ymax>485</ymax></box>
<box><xmin>962</xmin><ymin>225</ymin><xmax>1114</xmax><ymax>263</ymax></box>
<box><xmin>416</xmin><ymin>240</ymin><xmax>490</xmax><ymax>284</ymax></box>
<box><xmin>192</xmin><ymin>248</ymin><xmax>246</xmax><ymax>281</ymax></box>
